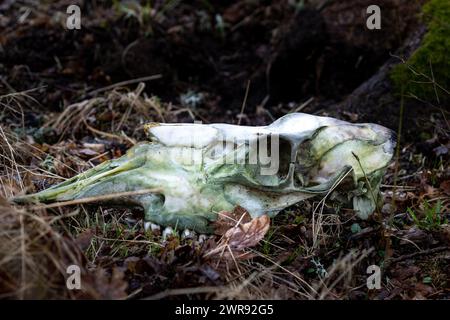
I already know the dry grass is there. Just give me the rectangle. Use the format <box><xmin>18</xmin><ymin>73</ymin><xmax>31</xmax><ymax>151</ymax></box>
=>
<box><xmin>0</xmin><ymin>198</ymin><xmax>86</xmax><ymax>299</ymax></box>
<box><xmin>0</xmin><ymin>117</ymin><xmax>80</xmax><ymax>298</ymax></box>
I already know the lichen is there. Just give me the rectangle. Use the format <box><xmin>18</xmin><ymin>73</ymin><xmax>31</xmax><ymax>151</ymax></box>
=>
<box><xmin>390</xmin><ymin>0</ymin><xmax>450</xmax><ymax>102</ymax></box>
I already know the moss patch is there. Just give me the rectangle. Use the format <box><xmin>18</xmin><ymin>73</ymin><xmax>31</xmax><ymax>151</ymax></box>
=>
<box><xmin>390</xmin><ymin>0</ymin><xmax>450</xmax><ymax>102</ymax></box>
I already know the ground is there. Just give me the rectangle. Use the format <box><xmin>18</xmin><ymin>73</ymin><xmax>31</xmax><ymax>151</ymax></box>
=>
<box><xmin>0</xmin><ymin>0</ymin><xmax>449</xmax><ymax>299</ymax></box>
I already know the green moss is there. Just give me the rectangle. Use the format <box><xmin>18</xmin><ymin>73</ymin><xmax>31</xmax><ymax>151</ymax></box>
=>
<box><xmin>390</xmin><ymin>0</ymin><xmax>450</xmax><ymax>102</ymax></box>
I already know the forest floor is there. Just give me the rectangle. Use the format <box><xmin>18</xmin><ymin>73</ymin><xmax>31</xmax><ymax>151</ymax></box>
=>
<box><xmin>0</xmin><ymin>0</ymin><xmax>449</xmax><ymax>299</ymax></box>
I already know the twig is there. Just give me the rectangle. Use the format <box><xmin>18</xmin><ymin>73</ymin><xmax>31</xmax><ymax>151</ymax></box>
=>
<box><xmin>391</xmin><ymin>86</ymin><xmax>405</xmax><ymax>225</ymax></box>
<box><xmin>93</xmin><ymin>235</ymin><xmax>162</xmax><ymax>247</ymax></box>
<box><xmin>290</xmin><ymin>97</ymin><xmax>314</xmax><ymax>113</ymax></box>
<box><xmin>83</xmin><ymin>118</ymin><xmax>136</xmax><ymax>145</ymax></box>
<box><xmin>26</xmin><ymin>188</ymin><xmax>162</xmax><ymax>209</ymax></box>
<box><xmin>250</xmin><ymin>249</ymin><xmax>318</xmax><ymax>298</ymax></box>
<box><xmin>144</xmin><ymin>286</ymin><xmax>225</xmax><ymax>300</ymax></box>
<box><xmin>86</xmin><ymin>74</ymin><xmax>162</xmax><ymax>97</ymax></box>
<box><xmin>385</xmin><ymin>246</ymin><xmax>449</xmax><ymax>267</ymax></box>
<box><xmin>237</xmin><ymin>80</ymin><xmax>251</xmax><ymax>125</ymax></box>
<box><xmin>390</xmin><ymin>54</ymin><xmax>449</xmax><ymax>95</ymax></box>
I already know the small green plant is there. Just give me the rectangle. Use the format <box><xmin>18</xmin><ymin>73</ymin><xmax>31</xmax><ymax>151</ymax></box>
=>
<box><xmin>113</xmin><ymin>0</ymin><xmax>152</xmax><ymax>24</ymax></box>
<box><xmin>261</xmin><ymin>226</ymin><xmax>277</xmax><ymax>255</ymax></box>
<box><xmin>215</xmin><ymin>14</ymin><xmax>228</xmax><ymax>40</ymax></box>
<box><xmin>112</xmin><ymin>0</ymin><xmax>181</xmax><ymax>36</ymax></box>
<box><xmin>283</xmin><ymin>245</ymin><xmax>305</xmax><ymax>265</ymax></box>
<box><xmin>390</xmin><ymin>0</ymin><xmax>450</xmax><ymax>103</ymax></box>
<box><xmin>41</xmin><ymin>154</ymin><xmax>55</xmax><ymax>172</ymax></box>
<box><xmin>293</xmin><ymin>214</ymin><xmax>305</xmax><ymax>225</ymax></box>
<box><xmin>407</xmin><ymin>200</ymin><xmax>447</xmax><ymax>230</ymax></box>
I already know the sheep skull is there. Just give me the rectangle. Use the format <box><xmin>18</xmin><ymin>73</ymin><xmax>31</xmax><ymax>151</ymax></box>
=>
<box><xmin>13</xmin><ymin>113</ymin><xmax>396</xmax><ymax>233</ymax></box>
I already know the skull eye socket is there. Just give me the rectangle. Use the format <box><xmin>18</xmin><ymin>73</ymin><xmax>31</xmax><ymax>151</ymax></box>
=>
<box><xmin>275</xmin><ymin>138</ymin><xmax>292</xmax><ymax>180</ymax></box>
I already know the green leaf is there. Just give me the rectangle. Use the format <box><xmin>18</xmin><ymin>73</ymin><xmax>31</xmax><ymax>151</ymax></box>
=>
<box><xmin>423</xmin><ymin>276</ymin><xmax>432</xmax><ymax>284</ymax></box>
<box><xmin>351</xmin><ymin>223</ymin><xmax>362</xmax><ymax>234</ymax></box>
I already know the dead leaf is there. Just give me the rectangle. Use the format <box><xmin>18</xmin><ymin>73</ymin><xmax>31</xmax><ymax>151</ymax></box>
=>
<box><xmin>212</xmin><ymin>206</ymin><xmax>251</xmax><ymax>235</ymax></box>
<box><xmin>77</xmin><ymin>148</ymin><xmax>99</xmax><ymax>156</ymax></box>
<box><xmin>440</xmin><ymin>180</ymin><xmax>450</xmax><ymax>196</ymax></box>
<box><xmin>74</xmin><ymin>228</ymin><xmax>94</xmax><ymax>251</ymax></box>
<box><xmin>225</xmin><ymin>214</ymin><xmax>271</xmax><ymax>251</ymax></box>
<box><xmin>412</xmin><ymin>283</ymin><xmax>434</xmax><ymax>299</ymax></box>
<box><xmin>124</xmin><ymin>256</ymin><xmax>140</xmax><ymax>273</ymax></box>
<box><xmin>206</xmin><ymin>214</ymin><xmax>270</xmax><ymax>261</ymax></box>
<box><xmin>91</xmin><ymin>268</ymin><xmax>128</xmax><ymax>300</ymax></box>
<box><xmin>439</xmin><ymin>224</ymin><xmax>450</xmax><ymax>242</ymax></box>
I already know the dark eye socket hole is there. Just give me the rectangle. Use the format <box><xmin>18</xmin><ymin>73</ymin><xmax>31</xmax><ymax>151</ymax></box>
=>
<box><xmin>294</xmin><ymin>170</ymin><xmax>304</xmax><ymax>187</ymax></box>
<box><xmin>273</xmin><ymin>137</ymin><xmax>291</xmax><ymax>180</ymax></box>
<box><xmin>157</xmin><ymin>193</ymin><xmax>166</xmax><ymax>209</ymax></box>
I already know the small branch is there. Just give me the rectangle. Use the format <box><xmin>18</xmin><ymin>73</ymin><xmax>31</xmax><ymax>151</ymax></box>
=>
<box><xmin>26</xmin><ymin>188</ymin><xmax>163</xmax><ymax>210</ymax></box>
<box><xmin>86</xmin><ymin>74</ymin><xmax>162</xmax><ymax>97</ymax></box>
<box><xmin>385</xmin><ymin>246</ymin><xmax>450</xmax><ymax>267</ymax></box>
<box><xmin>237</xmin><ymin>80</ymin><xmax>251</xmax><ymax>125</ymax></box>
<box><xmin>144</xmin><ymin>286</ymin><xmax>226</xmax><ymax>300</ymax></box>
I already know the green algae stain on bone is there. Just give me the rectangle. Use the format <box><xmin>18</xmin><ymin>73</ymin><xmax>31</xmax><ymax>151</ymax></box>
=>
<box><xmin>12</xmin><ymin>113</ymin><xmax>396</xmax><ymax>233</ymax></box>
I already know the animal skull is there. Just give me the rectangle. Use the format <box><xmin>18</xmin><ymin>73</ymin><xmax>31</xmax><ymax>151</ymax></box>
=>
<box><xmin>13</xmin><ymin>113</ymin><xmax>396</xmax><ymax>233</ymax></box>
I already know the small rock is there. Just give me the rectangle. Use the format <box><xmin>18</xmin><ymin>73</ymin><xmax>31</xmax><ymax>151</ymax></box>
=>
<box><xmin>351</xmin><ymin>223</ymin><xmax>362</xmax><ymax>234</ymax></box>
<box><xmin>181</xmin><ymin>229</ymin><xmax>196</xmax><ymax>240</ymax></box>
<box><xmin>198</xmin><ymin>234</ymin><xmax>208</xmax><ymax>244</ymax></box>
<box><xmin>381</xmin><ymin>203</ymin><xmax>393</xmax><ymax>215</ymax></box>
<box><xmin>162</xmin><ymin>226</ymin><xmax>174</xmax><ymax>240</ymax></box>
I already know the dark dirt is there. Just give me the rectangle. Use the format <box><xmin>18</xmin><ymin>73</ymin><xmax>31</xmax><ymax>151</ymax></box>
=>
<box><xmin>1</xmin><ymin>1</ymin><xmax>423</xmax><ymax>121</ymax></box>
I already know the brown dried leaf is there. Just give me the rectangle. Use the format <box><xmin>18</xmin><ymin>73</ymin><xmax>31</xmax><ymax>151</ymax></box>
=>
<box><xmin>206</xmin><ymin>214</ymin><xmax>270</xmax><ymax>261</ymax></box>
<box><xmin>74</xmin><ymin>228</ymin><xmax>94</xmax><ymax>251</ymax></box>
<box><xmin>224</xmin><ymin>214</ymin><xmax>271</xmax><ymax>251</ymax></box>
<box><xmin>212</xmin><ymin>206</ymin><xmax>252</xmax><ymax>235</ymax></box>
<box><xmin>90</xmin><ymin>268</ymin><xmax>128</xmax><ymax>300</ymax></box>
